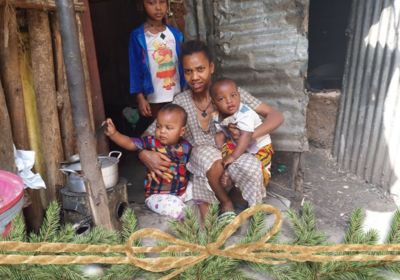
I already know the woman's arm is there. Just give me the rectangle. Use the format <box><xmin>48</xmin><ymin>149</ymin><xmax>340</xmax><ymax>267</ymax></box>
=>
<box><xmin>253</xmin><ymin>102</ymin><xmax>284</xmax><ymax>140</ymax></box>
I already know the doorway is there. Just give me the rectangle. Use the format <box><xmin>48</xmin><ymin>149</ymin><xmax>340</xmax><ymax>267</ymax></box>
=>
<box><xmin>307</xmin><ymin>0</ymin><xmax>352</xmax><ymax>91</ymax></box>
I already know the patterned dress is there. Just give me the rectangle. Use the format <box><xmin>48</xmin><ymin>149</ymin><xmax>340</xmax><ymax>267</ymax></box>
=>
<box><xmin>146</xmin><ymin>88</ymin><xmax>266</xmax><ymax>206</ymax></box>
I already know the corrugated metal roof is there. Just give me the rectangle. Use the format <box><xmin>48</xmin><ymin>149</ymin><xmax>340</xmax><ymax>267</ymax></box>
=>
<box><xmin>333</xmin><ymin>0</ymin><xmax>400</xmax><ymax>191</ymax></box>
<box><xmin>185</xmin><ymin>0</ymin><xmax>310</xmax><ymax>152</ymax></box>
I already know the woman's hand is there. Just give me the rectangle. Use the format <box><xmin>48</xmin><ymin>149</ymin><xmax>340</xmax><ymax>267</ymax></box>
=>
<box><xmin>138</xmin><ymin>150</ymin><xmax>176</xmax><ymax>183</ymax></box>
<box><xmin>137</xmin><ymin>93</ymin><xmax>152</xmax><ymax>117</ymax></box>
<box><xmin>222</xmin><ymin>155</ymin><xmax>236</xmax><ymax>168</ymax></box>
<box><xmin>227</xmin><ymin>123</ymin><xmax>241</xmax><ymax>141</ymax></box>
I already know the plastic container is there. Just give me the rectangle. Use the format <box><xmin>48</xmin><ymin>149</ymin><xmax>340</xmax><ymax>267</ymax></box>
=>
<box><xmin>0</xmin><ymin>170</ymin><xmax>24</xmax><ymax>237</ymax></box>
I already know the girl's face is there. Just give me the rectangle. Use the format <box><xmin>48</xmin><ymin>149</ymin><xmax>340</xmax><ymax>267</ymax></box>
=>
<box><xmin>143</xmin><ymin>0</ymin><xmax>167</xmax><ymax>23</ymax></box>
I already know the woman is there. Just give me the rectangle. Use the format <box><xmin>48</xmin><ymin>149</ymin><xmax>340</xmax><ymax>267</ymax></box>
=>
<box><xmin>139</xmin><ymin>40</ymin><xmax>284</xmax><ymax>219</ymax></box>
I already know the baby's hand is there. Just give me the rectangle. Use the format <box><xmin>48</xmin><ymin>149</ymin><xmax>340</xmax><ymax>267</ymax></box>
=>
<box><xmin>103</xmin><ymin>118</ymin><xmax>117</xmax><ymax>137</ymax></box>
<box><xmin>222</xmin><ymin>155</ymin><xmax>236</xmax><ymax>168</ymax></box>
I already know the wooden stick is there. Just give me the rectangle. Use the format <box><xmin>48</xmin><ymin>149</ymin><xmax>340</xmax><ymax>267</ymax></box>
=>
<box><xmin>49</xmin><ymin>12</ymin><xmax>77</xmax><ymax>159</ymax></box>
<box><xmin>76</xmin><ymin>14</ymin><xmax>94</xmax><ymax>133</ymax></box>
<box><xmin>0</xmin><ymin>0</ymin><xmax>84</xmax><ymax>11</ymax></box>
<box><xmin>55</xmin><ymin>0</ymin><xmax>113</xmax><ymax>230</ymax></box>
<box><xmin>0</xmin><ymin>78</ymin><xmax>16</xmax><ymax>173</ymax></box>
<box><xmin>0</xmin><ymin>6</ymin><xmax>29</xmax><ymax>149</ymax></box>
<box><xmin>27</xmin><ymin>10</ymin><xmax>64</xmax><ymax>202</ymax></box>
<box><xmin>18</xmin><ymin>20</ymin><xmax>46</xmax><ymax>230</ymax></box>
<box><xmin>79</xmin><ymin>0</ymin><xmax>108</xmax><ymax>154</ymax></box>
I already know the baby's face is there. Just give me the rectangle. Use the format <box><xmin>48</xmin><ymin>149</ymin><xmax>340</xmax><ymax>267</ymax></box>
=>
<box><xmin>155</xmin><ymin>111</ymin><xmax>185</xmax><ymax>145</ymax></box>
<box><xmin>212</xmin><ymin>82</ymin><xmax>240</xmax><ymax>116</ymax></box>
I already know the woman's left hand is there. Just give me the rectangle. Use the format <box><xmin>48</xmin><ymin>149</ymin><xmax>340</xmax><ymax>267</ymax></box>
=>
<box><xmin>227</xmin><ymin>123</ymin><xmax>240</xmax><ymax>141</ymax></box>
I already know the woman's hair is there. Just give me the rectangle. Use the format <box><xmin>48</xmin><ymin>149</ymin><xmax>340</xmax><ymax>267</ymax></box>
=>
<box><xmin>181</xmin><ymin>40</ymin><xmax>213</xmax><ymax>62</ymax></box>
<box><xmin>158</xmin><ymin>103</ymin><xmax>188</xmax><ymax>126</ymax></box>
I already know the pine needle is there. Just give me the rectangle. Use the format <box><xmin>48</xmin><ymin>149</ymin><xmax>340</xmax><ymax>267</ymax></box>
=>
<box><xmin>29</xmin><ymin>201</ymin><xmax>60</xmax><ymax>242</ymax></box>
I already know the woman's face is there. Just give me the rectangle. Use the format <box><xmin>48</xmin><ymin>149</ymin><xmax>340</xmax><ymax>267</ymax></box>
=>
<box><xmin>182</xmin><ymin>52</ymin><xmax>215</xmax><ymax>95</ymax></box>
<box><xmin>143</xmin><ymin>0</ymin><xmax>167</xmax><ymax>22</ymax></box>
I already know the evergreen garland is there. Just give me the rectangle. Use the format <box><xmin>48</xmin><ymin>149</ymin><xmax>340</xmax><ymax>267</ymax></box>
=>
<box><xmin>249</xmin><ymin>202</ymin><xmax>400</xmax><ymax>280</ymax></box>
<box><xmin>0</xmin><ymin>202</ymin><xmax>148</xmax><ymax>280</ymax></box>
<box><xmin>1</xmin><ymin>201</ymin><xmax>400</xmax><ymax>279</ymax></box>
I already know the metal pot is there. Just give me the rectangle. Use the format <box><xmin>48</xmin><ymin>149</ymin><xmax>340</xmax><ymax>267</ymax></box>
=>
<box><xmin>59</xmin><ymin>168</ymin><xmax>87</xmax><ymax>193</ymax></box>
<box><xmin>60</xmin><ymin>151</ymin><xmax>122</xmax><ymax>192</ymax></box>
<box><xmin>98</xmin><ymin>151</ymin><xmax>122</xmax><ymax>188</ymax></box>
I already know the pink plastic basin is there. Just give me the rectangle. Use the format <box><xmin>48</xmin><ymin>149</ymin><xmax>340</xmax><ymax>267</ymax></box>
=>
<box><xmin>0</xmin><ymin>170</ymin><xmax>24</xmax><ymax>237</ymax></box>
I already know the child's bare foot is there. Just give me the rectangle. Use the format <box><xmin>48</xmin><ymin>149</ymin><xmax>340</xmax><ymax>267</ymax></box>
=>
<box><xmin>220</xmin><ymin>171</ymin><xmax>233</xmax><ymax>191</ymax></box>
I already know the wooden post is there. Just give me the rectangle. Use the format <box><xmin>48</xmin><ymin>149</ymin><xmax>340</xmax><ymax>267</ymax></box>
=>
<box><xmin>19</xmin><ymin>24</ymin><xmax>46</xmax><ymax>231</ymax></box>
<box><xmin>56</xmin><ymin>0</ymin><xmax>113</xmax><ymax>230</ymax></box>
<box><xmin>0</xmin><ymin>79</ymin><xmax>16</xmax><ymax>173</ymax></box>
<box><xmin>27</xmin><ymin>10</ymin><xmax>64</xmax><ymax>202</ymax></box>
<box><xmin>0</xmin><ymin>7</ymin><xmax>29</xmax><ymax>149</ymax></box>
<box><xmin>80</xmin><ymin>0</ymin><xmax>108</xmax><ymax>154</ymax></box>
<box><xmin>49</xmin><ymin>13</ymin><xmax>77</xmax><ymax>159</ymax></box>
<box><xmin>76</xmin><ymin>14</ymin><xmax>94</xmax><ymax>132</ymax></box>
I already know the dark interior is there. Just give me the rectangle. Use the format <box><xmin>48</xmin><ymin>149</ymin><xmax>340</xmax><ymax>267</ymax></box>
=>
<box><xmin>307</xmin><ymin>0</ymin><xmax>352</xmax><ymax>91</ymax></box>
<box><xmin>89</xmin><ymin>0</ymin><xmax>145</xmax><ymax>136</ymax></box>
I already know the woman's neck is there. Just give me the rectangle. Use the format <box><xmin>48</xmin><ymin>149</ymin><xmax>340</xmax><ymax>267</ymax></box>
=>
<box><xmin>192</xmin><ymin>89</ymin><xmax>210</xmax><ymax>103</ymax></box>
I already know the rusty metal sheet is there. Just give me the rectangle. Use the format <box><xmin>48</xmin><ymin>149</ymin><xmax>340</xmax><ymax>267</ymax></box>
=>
<box><xmin>333</xmin><ymin>0</ymin><xmax>400</xmax><ymax>192</ymax></box>
<box><xmin>186</xmin><ymin>0</ymin><xmax>310</xmax><ymax>152</ymax></box>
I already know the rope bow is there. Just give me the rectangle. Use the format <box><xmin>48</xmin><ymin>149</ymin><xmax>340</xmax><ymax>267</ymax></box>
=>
<box><xmin>2</xmin><ymin>204</ymin><xmax>400</xmax><ymax>280</ymax></box>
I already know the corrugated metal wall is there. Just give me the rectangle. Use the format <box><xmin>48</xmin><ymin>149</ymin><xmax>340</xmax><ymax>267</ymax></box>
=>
<box><xmin>185</xmin><ymin>0</ymin><xmax>309</xmax><ymax>152</ymax></box>
<box><xmin>333</xmin><ymin>0</ymin><xmax>400</xmax><ymax>192</ymax></box>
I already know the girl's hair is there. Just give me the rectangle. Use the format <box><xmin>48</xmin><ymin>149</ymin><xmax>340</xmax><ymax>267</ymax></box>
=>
<box><xmin>181</xmin><ymin>40</ymin><xmax>213</xmax><ymax>62</ymax></box>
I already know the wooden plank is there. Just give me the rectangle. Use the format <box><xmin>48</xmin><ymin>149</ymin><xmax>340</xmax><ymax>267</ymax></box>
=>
<box><xmin>18</xmin><ymin>24</ymin><xmax>46</xmax><ymax>232</ymax></box>
<box><xmin>0</xmin><ymin>0</ymin><xmax>84</xmax><ymax>11</ymax></box>
<box><xmin>50</xmin><ymin>12</ymin><xmax>77</xmax><ymax>159</ymax></box>
<box><xmin>0</xmin><ymin>7</ymin><xmax>29</xmax><ymax>149</ymax></box>
<box><xmin>0</xmin><ymin>78</ymin><xmax>16</xmax><ymax>173</ymax></box>
<box><xmin>27</xmin><ymin>10</ymin><xmax>64</xmax><ymax>202</ymax></box>
<box><xmin>80</xmin><ymin>0</ymin><xmax>108</xmax><ymax>154</ymax></box>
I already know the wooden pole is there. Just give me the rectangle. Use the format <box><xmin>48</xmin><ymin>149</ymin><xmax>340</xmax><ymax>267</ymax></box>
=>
<box><xmin>55</xmin><ymin>0</ymin><xmax>113</xmax><ymax>230</ymax></box>
<box><xmin>0</xmin><ymin>6</ymin><xmax>29</xmax><ymax>149</ymax></box>
<box><xmin>80</xmin><ymin>0</ymin><xmax>108</xmax><ymax>154</ymax></box>
<box><xmin>49</xmin><ymin>13</ymin><xmax>77</xmax><ymax>159</ymax></box>
<box><xmin>0</xmin><ymin>78</ymin><xmax>16</xmax><ymax>173</ymax></box>
<box><xmin>76</xmin><ymin>14</ymin><xmax>94</xmax><ymax>133</ymax></box>
<box><xmin>19</xmin><ymin>27</ymin><xmax>46</xmax><ymax>231</ymax></box>
<box><xmin>27</xmin><ymin>10</ymin><xmax>64</xmax><ymax>202</ymax></box>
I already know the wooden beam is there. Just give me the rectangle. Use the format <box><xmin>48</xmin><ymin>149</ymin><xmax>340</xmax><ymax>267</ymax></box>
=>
<box><xmin>0</xmin><ymin>7</ymin><xmax>29</xmax><ymax>150</ymax></box>
<box><xmin>0</xmin><ymin>0</ymin><xmax>84</xmax><ymax>11</ymax></box>
<box><xmin>0</xmin><ymin>78</ymin><xmax>16</xmax><ymax>173</ymax></box>
<box><xmin>79</xmin><ymin>0</ymin><xmax>108</xmax><ymax>154</ymax></box>
<box><xmin>27</xmin><ymin>10</ymin><xmax>64</xmax><ymax>202</ymax></box>
<box><xmin>56</xmin><ymin>0</ymin><xmax>113</xmax><ymax>230</ymax></box>
<box><xmin>50</xmin><ymin>13</ymin><xmax>77</xmax><ymax>159</ymax></box>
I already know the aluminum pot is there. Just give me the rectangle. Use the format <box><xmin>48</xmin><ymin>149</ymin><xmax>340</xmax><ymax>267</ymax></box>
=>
<box><xmin>98</xmin><ymin>151</ymin><xmax>122</xmax><ymax>188</ymax></box>
<box><xmin>59</xmin><ymin>168</ymin><xmax>87</xmax><ymax>193</ymax></box>
<box><xmin>60</xmin><ymin>151</ymin><xmax>122</xmax><ymax>191</ymax></box>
